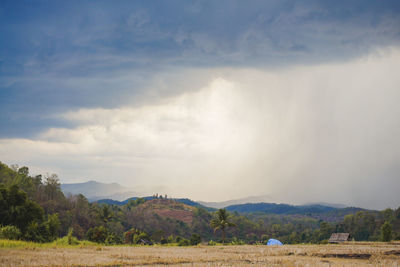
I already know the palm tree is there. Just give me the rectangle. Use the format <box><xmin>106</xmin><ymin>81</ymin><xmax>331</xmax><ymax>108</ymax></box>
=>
<box><xmin>100</xmin><ymin>205</ymin><xmax>113</xmax><ymax>224</ymax></box>
<box><xmin>210</xmin><ymin>208</ymin><xmax>236</xmax><ymax>244</ymax></box>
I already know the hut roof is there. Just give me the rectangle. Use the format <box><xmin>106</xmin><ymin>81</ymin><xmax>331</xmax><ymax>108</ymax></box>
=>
<box><xmin>328</xmin><ymin>233</ymin><xmax>350</xmax><ymax>243</ymax></box>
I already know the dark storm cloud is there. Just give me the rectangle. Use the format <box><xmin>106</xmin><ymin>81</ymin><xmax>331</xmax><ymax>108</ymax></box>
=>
<box><xmin>0</xmin><ymin>0</ymin><xmax>400</xmax><ymax>137</ymax></box>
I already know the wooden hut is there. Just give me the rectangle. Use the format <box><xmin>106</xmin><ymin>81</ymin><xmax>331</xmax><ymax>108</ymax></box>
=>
<box><xmin>328</xmin><ymin>233</ymin><xmax>350</xmax><ymax>243</ymax></box>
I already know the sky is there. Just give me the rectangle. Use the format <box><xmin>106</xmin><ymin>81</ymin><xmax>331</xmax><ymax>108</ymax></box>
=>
<box><xmin>1</xmin><ymin>0</ymin><xmax>400</xmax><ymax>209</ymax></box>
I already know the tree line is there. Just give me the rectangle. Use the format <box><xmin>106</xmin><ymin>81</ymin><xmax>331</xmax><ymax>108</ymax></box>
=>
<box><xmin>0</xmin><ymin>161</ymin><xmax>399</xmax><ymax>244</ymax></box>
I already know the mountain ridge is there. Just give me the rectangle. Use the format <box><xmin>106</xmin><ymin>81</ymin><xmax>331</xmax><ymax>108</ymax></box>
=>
<box><xmin>60</xmin><ymin>181</ymin><xmax>350</xmax><ymax>211</ymax></box>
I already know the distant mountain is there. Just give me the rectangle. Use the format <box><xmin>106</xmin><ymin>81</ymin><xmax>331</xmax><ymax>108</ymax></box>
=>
<box><xmin>61</xmin><ymin>180</ymin><xmax>138</xmax><ymax>201</ymax></box>
<box><xmin>224</xmin><ymin>202</ymin><xmax>368</xmax><ymax>222</ymax></box>
<box><xmin>225</xmin><ymin>203</ymin><xmax>336</xmax><ymax>214</ymax></box>
<box><xmin>198</xmin><ymin>195</ymin><xmax>275</xmax><ymax>209</ymax></box>
<box><xmin>302</xmin><ymin>202</ymin><xmax>347</xmax><ymax>209</ymax></box>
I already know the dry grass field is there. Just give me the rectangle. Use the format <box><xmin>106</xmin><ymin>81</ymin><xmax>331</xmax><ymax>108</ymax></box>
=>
<box><xmin>1</xmin><ymin>242</ymin><xmax>400</xmax><ymax>266</ymax></box>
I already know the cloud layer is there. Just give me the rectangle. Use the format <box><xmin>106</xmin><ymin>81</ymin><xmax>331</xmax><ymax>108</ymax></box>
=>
<box><xmin>1</xmin><ymin>47</ymin><xmax>400</xmax><ymax>209</ymax></box>
<box><xmin>1</xmin><ymin>0</ymin><xmax>400</xmax><ymax>137</ymax></box>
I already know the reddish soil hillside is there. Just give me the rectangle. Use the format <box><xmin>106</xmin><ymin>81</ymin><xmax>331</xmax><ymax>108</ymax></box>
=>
<box><xmin>135</xmin><ymin>199</ymin><xmax>196</xmax><ymax>224</ymax></box>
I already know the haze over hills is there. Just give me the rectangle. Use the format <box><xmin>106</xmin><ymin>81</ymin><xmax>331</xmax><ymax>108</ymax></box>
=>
<box><xmin>197</xmin><ymin>195</ymin><xmax>277</xmax><ymax>209</ymax></box>
<box><xmin>61</xmin><ymin>181</ymin><xmax>350</xmax><ymax>210</ymax></box>
<box><xmin>197</xmin><ymin>195</ymin><xmax>347</xmax><ymax>209</ymax></box>
<box><xmin>302</xmin><ymin>202</ymin><xmax>348</xmax><ymax>209</ymax></box>
<box><xmin>94</xmin><ymin>195</ymin><xmax>363</xmax><ymax>222</ymax></box>
<box><xmin>96</xmin><ymin>197</ymin><xmax>216</xmax><ymax>212</ymax></box>
<box><xmin>60</xmin><ymin>180</ymin><xmax>139</xmax><ymax>201</ymax></box>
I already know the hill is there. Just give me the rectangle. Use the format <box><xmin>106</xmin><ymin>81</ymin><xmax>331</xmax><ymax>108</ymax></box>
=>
<box><xmin>135</xmin><ymin>199</ymin><xmax>196</xmax><ymax>224</ymax></box>
<box><xmin>97</xmin><ymin>197</ymin><xmax>216</xmax><ymax>211</ymax></box>
<box><xmin>123</xmin><ymin>198</ymin><xmax>214</xmax><ymax>240</ymax></box>
<box><xmin>225</xmin><ymin>203</ymin><xmax>336</xmax><ymax>214</ymax></box>
<box><xmin>225</xmin><ymin>202</ymin><xmax>367</xmax><ymax>222</ymax></box>
<box><xmin>198</xmin><ymin>195</ymin><xmax>275</xmax><ymax>209</ymax></box>
<box><xmin>2</xmin><ymin>161</ymin><xmax>398</xmax><ymax>245</ymax></box>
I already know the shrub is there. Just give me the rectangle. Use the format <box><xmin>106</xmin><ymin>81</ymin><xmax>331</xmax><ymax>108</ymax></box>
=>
<box><xmin>167</xmin><ymin>235</ymin><xmax>175</xmax><ymax>243</ymax></box>
<box><xmin>105</xmin><ymin>233</ymin><xmax>123</xmax><ymax>245</ymax></box>
<box><xmin>133</xmin><ymin>232</ymin><xmax>151</xmax><ymax>244</ymax></box>
<box><xmin>381</xmin><ymin>221</ymin><xmax>393</xmax><ymax>242</ymax></box>
<box><xmin>53</xmin><ymin>235</ymin><xmax>79</xmax><ymax>246</ymax></box>
<box><xmin>208</xmin><ymin>240</ymin><xmax>217</xmax><ymax>246</ymax></box>
<box><xmin>178</xmin><ymin>238</ymin><xmax>190</xmax><ymax>246</ymax></box>
<box><xmin>46</xmin><ymin>214</ymin><xmax>60</xmax><ymax>241</ymax></box>
<box><xmin>67</xmin><ymin>228</ymin><xmax>74</xmax><ymax>245</ymax></box>
<box><xmin>230</xmin><ymin>237</ymin><xmax>245</xmax><ymax>245</ymax></box>
<box><xmin>124</xmin><ymin>228</ymin><xmax>137</xmax><ymax>244</ymax></box>
<box><xmin>86</xmin><ymin>226</ymin><xmax>108</xmax><ymax>243</ymax></box>
<box><xmin>0</xmin><ymin>225</ymin><xmax>22</xmax><ymax>240</ymax></box>
<box><xmin>190</xmin><ymin>233</ymin><xmax>201</xmax><ymax>245</ymax></box>
<box><xmin>124</xmin><ymin>228</ymin><xmax>152</xmax><ymax>245</ymax></box>
<box><xmin>24</xmin><ymin>221</ymin><xmax>49</xmax><ymax>243</ymax></box>
<box><xmin>261</xmin><ymin>234</ymin><xmax>268</xmax><ymax>242</ymax></box>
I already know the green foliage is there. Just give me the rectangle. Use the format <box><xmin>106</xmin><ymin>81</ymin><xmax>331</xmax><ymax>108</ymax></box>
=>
<box><xmin>46</xmin><ymin>214</ymin><xmax>61</xmax><ymax>240</ymax></box>
<box><xmin>0</xmin><ymin>225</ymin><xmax>22</xmax><ymax>240</ymax></box>
<box><xmin>2</xmin><ymin>161</ymin><xmax>400</xmax><ymax>246</ymax></box>
<box><xmin>67</xmin><ymin>227</ymin><xmax>74</xmax><ymax>245</ymax></box>
<box><xmin>86</xmin><ymin>226</ymin><xmax>108</xmax><ymax>243</ymax></box>
<box><xmin>124</xmin><ymin>228</ymin><xmax>139</xmax><ymax>244</ymax></box>
<box><xmin>190</xmin><ymin>233</ymin><xmax>201</xmax><ymax>245</ymax></box>
<box><xmin>381</xmin><ymin>221</ymin><xmax>392</xmax><ymax>242</ymax></box>
<box><xmin>210</xmin><ymin>209</ymin><xmax>236</xmax><ymax>243</ymax></box>
<box><xmin>133</xmin><ymin>232</ymin><xmax>151</xmax><ymax>244</ymax></box>
<box><xmin>0</xmin><ymin>237</ymin><xmax>94</xmax><ymax>248</ymax></box>
<box><xmin>208</xmin><ymin>240</ymin><xmax>217</xmax><ymax>246</ymax></box>
<box><xmin>316</xmin><ymin>222</ymin><xmax>333</xmax><ymax>242</ymax></box>
<box><xmin>382</xmin><ymin>208</ymin><xmax>394</xmax><ymax>223</ymax></box>
<box><xmin>0</xmin><ymin>183</ymin><xmax>44</xmax><ymax>232</ymax></box>
<box><xmin>167</xmin><ymin>234</ymin><xmax>175</xmax><ymax>243</ymax></box>
<box><xmin>124</xmin><ymin>228</ymin><xmax>151</xmax><ymax>244</ymax></box>
<box><xmin>230</xmin><ymin>237</ymin><xmax>245</xmax><ymax>245</ymax></box>
<box><xmin>178</xmin><ymin>238</ymin><xmax>190</xmax><ymax>246</ymax></box>
<box><xmin>261</xmin><ymin>234</ymin><xmax>268</xmax><ymax>242</ymax></box>
<box><xmin>151</xmin><ymin>229</ymin><xmax>165</xmax><ymax>242</ymax></box>
<box><xmin>23</xmin><ymin>214</ymin><xmax>60</xmax><ymax>243</ymax></box>
<box><xmin>105</xmin><ymin>233</ymin><xmax>123</xmax><ymax>245</ymax></box>
<box><xmin>100</xmin><ymin>205</ymin><xmax>113</xmax><ymax>223</ymax></box>
<box><xmin>126</xmin><ymin>198</ymin><xmax>146</xmax><ymax>210</ymax></box>
<box><xmin>25</xmin><ymin>222</ymin><xmax>47</xmax><ymax>243</ymax></box>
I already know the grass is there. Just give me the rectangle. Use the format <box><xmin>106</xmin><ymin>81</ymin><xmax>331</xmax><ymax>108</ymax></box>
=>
<box><xmin>1</xmin><ymin>241</ymin><xmax>400</xmax><ymax>266</ymax></box>
<box><xmin>0</xmin><ymin>238</ymin><xmax>98</xmax><ymax>249</ymax></box>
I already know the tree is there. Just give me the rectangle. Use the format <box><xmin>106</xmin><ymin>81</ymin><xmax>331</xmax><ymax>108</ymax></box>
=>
<box><xmin>46</xmin><ymin>213</ymin><xmax>61</xmax><ymax>240</ymax></box>
<box><xmin>86</xmin><ymin>226</ymin><xmax>108</xmax><ymax>243</ymax></box>
<box><xmin>190</xmin><ymin>233</ymin><xmax>202</xmax><ymax>245</ymax></box>
<box><xmin>0</xmin><ymin>184</ymin><xmax>44</xmax><ymax>233</ymax></box>
<box><xmin>318</xmin><ymin>222</ymin><xmax>333</xmax><ymax>241</ymax></box>
<box><xmin>44</xmin><ymin>174</ymin><xmax>61</xmax><ymax>200</ymax></box>
<box><xmin>381</xmin><ymin>221</ymin><xmax>392</xmax><ymax>242</ymax></box>
<box><xmin>382</xmin><ymin>208</ymin><xmax>394</xmax><ymax>223</ymax></box>
<box><xmin>210</xmin><ymin>209</ymin><xmax>236</xmax><ymax>243</ymax></box>
<box><xmin>100</xmin><ymin>205</ymin><xmax>113</xmax><ymax>224</ymax></box>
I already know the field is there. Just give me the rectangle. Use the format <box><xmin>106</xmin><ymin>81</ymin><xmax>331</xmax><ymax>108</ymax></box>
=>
<box><xmin>1</xmin><ymin>241</ymin><xmax>400</xmax><ymax>266</ymax></box>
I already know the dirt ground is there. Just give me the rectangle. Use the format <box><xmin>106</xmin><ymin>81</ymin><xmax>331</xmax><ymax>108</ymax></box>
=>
<box><xmin>1</xmin><ymin>243</ymin><xmax>400</xmax><ymax>266</ymax></box>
